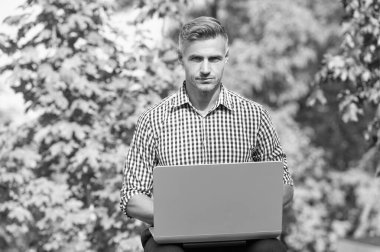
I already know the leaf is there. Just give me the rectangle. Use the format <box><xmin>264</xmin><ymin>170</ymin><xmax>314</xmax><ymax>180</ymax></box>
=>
<box><xmin>67</xmin><ymin>13</ymin><xmax>94</xmax><ymax>31</ymax></box>
<box><xmin>18</xmin><ymin>23</ymin><xmax>45</xmax><ymax>48</ymax></box>
<box><xmin>7</xmin><ymin>206</ymin><xmax>33</xmax><ymax>223</ymax></box>
<box><xmin>341</xmin><ymin>102</ymin><xmax>363</xmax><ymax>122</ymax></box>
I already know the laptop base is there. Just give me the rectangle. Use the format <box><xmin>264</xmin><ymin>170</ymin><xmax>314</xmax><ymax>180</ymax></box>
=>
<box><xmin>150</xmin><ymin>227</ymin><xmax>281</xmax><ymax>245</ymax></box>
<box><xmin>151</xmin><ymin>227</ymin><xmax>246</xmax><ymax>248</ymax></box>
<box><xmin>183</xmin><ymin>240</ymin><xmax>246</xmax><ymax>248</ymax></box>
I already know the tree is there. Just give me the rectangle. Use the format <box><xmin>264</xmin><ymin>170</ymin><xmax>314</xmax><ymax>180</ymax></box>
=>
<box><xmin>220</xmin><ymin>0</ymin><xmax>342</xmax><ymax>108</ymax></box>
<box><xmin>284</xmin><ymin>1</ymin><xmax>380</xmax><ymax>251</ymax></box>
<box><xmin>312</xmin><ymin>0</ymin><xmax>380</xmax><ymax>175</ymax></box>
<box><xmin>0</xmin><ymin>0</ymin><xmax>180</xmax><ymax>251</ymax></box>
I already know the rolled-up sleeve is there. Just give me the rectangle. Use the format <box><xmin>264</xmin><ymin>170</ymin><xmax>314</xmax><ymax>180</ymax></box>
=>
<box><xmin>120</xmin><ymin>112</ymin><xmax>157</xmax><ymax>217</ymax></box>
<box><xmin>253</xmin><ymin>108</ymin><xmax>293</xmax><ymax>186</ymax></box>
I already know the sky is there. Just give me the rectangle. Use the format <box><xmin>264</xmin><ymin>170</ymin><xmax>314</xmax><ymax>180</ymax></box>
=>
<box><xmin>0</xmin><ymin>0</ymin><xmax>28</xmax><ymax>124</ymax></box>
<box><xmin>0</xmin><ymin>0</ymin><xmax>24</xmax><ymax>22</ymax></box>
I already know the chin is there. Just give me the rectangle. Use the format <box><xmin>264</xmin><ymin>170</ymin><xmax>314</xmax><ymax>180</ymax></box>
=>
<box><xmin>198</xmin><ymin>86</ymin><xmax>217</xmax><ymax>93</ymax></box>
<box><xmin>197</xmin><ymin>82</ymin><xmax>220</xmax><ymax>91</ymax></box>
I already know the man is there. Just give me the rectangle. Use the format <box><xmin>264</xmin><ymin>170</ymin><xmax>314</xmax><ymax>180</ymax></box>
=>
<box><xmin>120</xmin><ymin>16</ymin><xmax>294</xmax><ymax>252</ymax></box>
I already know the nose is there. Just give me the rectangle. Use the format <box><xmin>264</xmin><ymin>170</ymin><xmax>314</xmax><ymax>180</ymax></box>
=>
<box><xmin>200</xmin><ymin>60</ymin><xmax>210</xmax><ymax>75</ymax></box>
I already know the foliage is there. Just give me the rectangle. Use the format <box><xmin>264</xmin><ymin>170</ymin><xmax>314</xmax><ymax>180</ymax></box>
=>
<box><xmin>222</xmin><ymin>0</ymin><xmax>342</xmax><ymax>108</ymax></box>
<box><xmin>289</xmin><ymin>166</ymin><xmax>380</xmax><ymax>252</ymax></box>
<box><xmin>135</xmin><ymin>0</ymin><xmax>188</xmax><ymax>23</ymax></box>
<box><xmin>0</xmin><ymin>0</ymin><xmax>179</xmax><ymax>251</ymax></box>
<box><xmin>1</xmin><ymin>0</ymin><xmax>380</xmax><ymax>252</ymax></box>
<box><xmin>315</xmin><ymin>0</ymin><xmax>380</xmax><ymax>123</ymax></box>
<box><xmin>270</xmin><ymin>105</ymin><xmax>380</xmax><ymax>252</ymax></box>
<box><xmin>218</xmin><ymin>0</ymin><xmax>366</xmax><ymax>168</ymax></box>
<box><xmin>312</xmin><ymin>0</ymin><xmax>380</xmax><ymax>174</ymax></box>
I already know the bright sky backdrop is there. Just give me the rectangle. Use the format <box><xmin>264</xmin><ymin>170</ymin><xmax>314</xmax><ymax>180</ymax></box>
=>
<box><xmin>0</xmin><ymin>0</ymin><xmax>24</xmax><ymax>22</ymax></box>
<box><xmin>0</xmin><ymin>0</ymin><xmax>28</xmax><ymax>124</ymax></box>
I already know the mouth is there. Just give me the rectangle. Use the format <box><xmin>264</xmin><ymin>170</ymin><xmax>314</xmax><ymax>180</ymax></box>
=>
<box><xmin>196</xmin><ymin>77</ymin><xmax>214</xmax><ymax>82</ymax></box>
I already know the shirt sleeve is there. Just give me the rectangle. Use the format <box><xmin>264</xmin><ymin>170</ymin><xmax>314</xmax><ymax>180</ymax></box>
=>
<box><xmin>120</xmin><ymin>112</ymin><xmax>157</xmax><ymax>217</ymax></box>
<box><xmin>253</xmin><ymin>108</ymin><xmax>293</xmax><ymax>185</ymax></box>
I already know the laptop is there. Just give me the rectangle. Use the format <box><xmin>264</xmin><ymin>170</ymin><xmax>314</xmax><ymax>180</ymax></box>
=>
<box><xmin>149</xmin><ymin>161</ymin><xmax>284</xmax><ymax>246</ymax></box>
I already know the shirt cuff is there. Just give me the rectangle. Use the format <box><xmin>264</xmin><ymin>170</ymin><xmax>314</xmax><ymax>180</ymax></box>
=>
<box><xmin>120</xmin><ymin>190</ymin><xmax>152</xmax><ymax>219</ymax></box>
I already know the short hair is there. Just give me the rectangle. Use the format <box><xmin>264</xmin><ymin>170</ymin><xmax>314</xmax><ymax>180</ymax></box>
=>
<box><xmin>178</xmin><ymin>16</ymin><xmax>229</xmax><ymax>55</ymax></box>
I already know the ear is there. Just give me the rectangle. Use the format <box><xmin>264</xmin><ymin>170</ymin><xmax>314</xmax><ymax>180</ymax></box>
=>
<box><xmin>178</xmin><ymin>50</ymin><xmax>183</xmax><ymax>65</ymax></box>
<box><xmin>225</xmin><ymin>47</ymin><xmax>229</xmax><ymax>63</ymax></box>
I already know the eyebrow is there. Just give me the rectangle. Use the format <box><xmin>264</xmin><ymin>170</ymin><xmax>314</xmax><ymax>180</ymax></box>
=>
<box><xmin>188</xmin><ymin>54</ymin><xmax>224</xmax><ymax>59</ymax></box>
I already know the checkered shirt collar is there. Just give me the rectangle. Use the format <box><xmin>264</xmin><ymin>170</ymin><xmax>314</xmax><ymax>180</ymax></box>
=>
<box><xmin>171</xmin><ymin>82</ymin><xmax>234</xmax><ymax>111</ymax></box>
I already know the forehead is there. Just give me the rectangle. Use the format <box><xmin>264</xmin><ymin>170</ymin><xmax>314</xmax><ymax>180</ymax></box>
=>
<box><xmin>182</xmin><ymin>36</ymin><xmax>227</xmax><ymax>57</ymax></box>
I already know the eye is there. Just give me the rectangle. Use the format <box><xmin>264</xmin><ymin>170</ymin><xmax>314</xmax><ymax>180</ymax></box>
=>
<box><xmin>209</xmin><ymin>57</ymin><xmax>222</xmax><ymax>63</ymax></box>
<box><xmin>190</xmin><ymin>56</ymin><xmax>202</xmax><ymax>62</ymax></box>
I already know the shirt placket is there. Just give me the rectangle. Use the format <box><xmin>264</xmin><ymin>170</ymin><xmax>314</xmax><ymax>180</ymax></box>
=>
<box><xmin>200</xmin><ymin>116</ymin><xmax>207</xmax><ymax>164</ymax></box>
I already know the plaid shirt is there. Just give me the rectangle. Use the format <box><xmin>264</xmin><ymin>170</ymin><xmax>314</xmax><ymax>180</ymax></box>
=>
<box><xmin>120</xmin><ymin>84</ymin><xmax>293</xmax><ymax>216</ymax></box>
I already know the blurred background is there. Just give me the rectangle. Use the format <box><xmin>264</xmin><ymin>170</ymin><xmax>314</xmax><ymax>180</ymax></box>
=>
<box><xmin>0</xmin><ymin>0</ymin><xmax>379</xmax><ymax>251</ymax></box>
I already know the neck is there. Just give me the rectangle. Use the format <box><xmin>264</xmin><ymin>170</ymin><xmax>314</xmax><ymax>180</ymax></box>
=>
<box><xmin>185</xmin><ymin>84</ymin><xmax>221</xmax><ymax>114</ymax></box>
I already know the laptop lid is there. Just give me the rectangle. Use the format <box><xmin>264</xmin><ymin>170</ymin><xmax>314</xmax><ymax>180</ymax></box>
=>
<box><xmin>151</xmin><ymin>161</ymin><xmax>283</xmax><ymax>244</ymax></box>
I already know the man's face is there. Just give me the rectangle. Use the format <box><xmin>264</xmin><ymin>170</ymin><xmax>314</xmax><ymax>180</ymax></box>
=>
<box><xmin>180</xmin><ymin>36</ymin><xmax>228</xmax><ymax>94</ymax></box>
